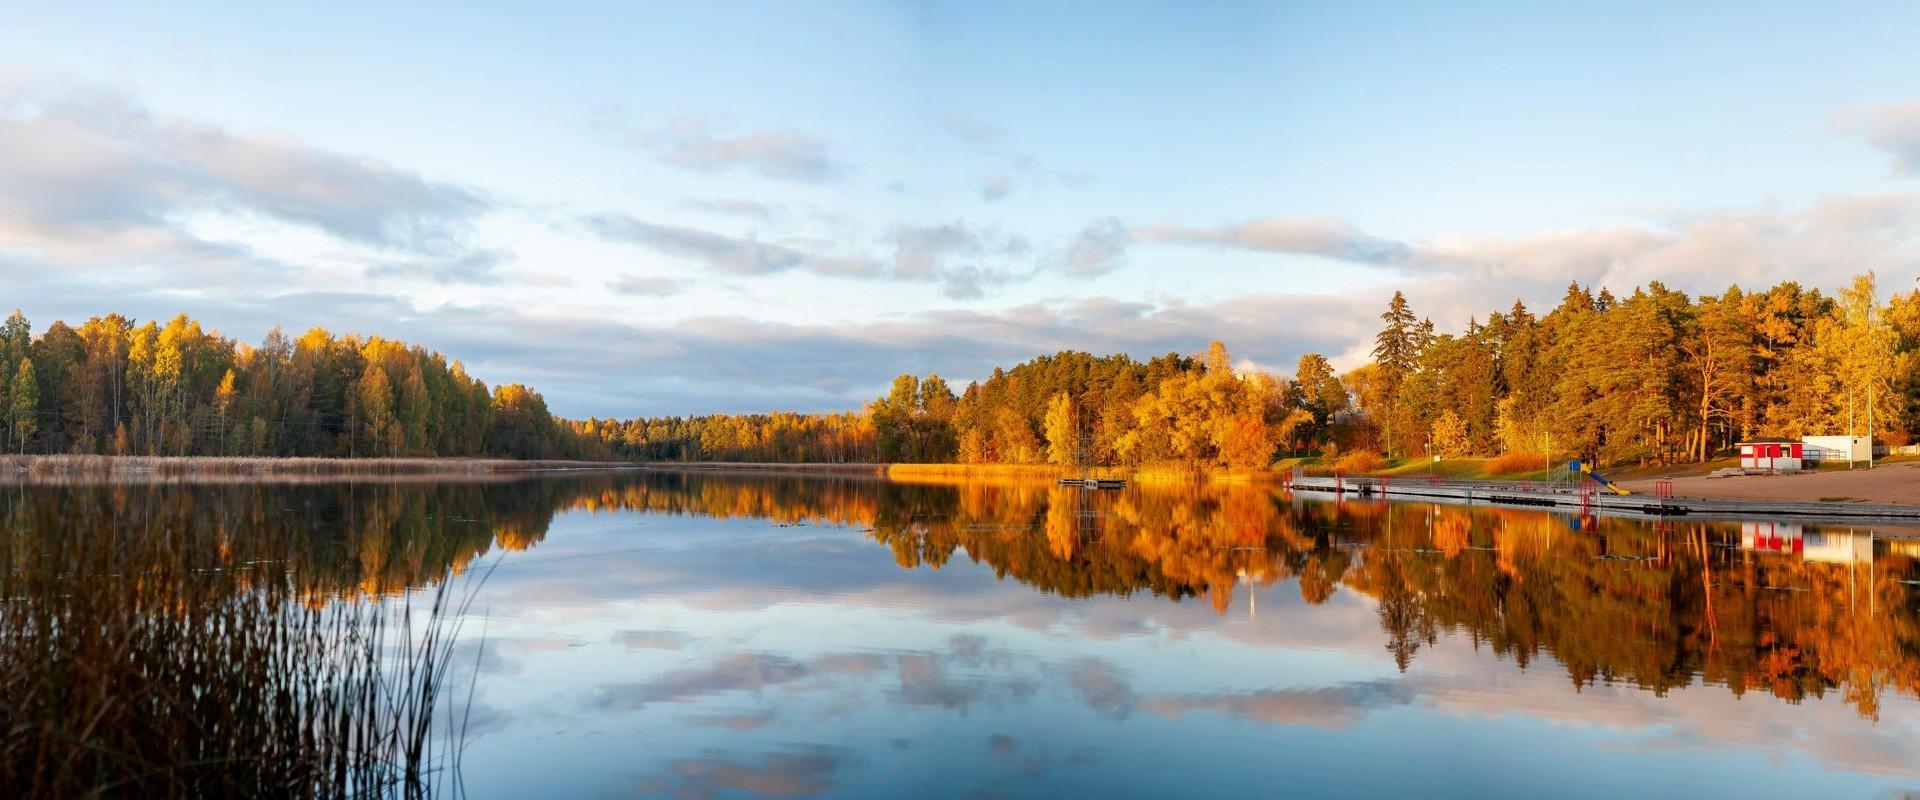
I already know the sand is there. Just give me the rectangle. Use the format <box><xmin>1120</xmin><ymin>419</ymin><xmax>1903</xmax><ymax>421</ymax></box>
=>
<box><xmin>1617</xmin><ymin>461</ymin><xmax>1920</xmax><ymax>505</ymax></box>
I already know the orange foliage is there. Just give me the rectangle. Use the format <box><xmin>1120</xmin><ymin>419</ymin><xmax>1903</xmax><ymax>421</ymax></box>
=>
<box><xmin>1333</xmin><ymin>451</ymin><xmax>1385</xmax><ymax>474</ymax></box>
<box><xmin>1486</xmin><ymin>451</ymin><xmax>1549</xmax><ymax>475</ymax></box>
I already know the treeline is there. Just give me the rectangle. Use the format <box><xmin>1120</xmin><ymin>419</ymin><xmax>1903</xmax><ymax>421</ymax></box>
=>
<box><xmin>580</xmin><ymin>271</ymin><xmax>1919</xmax><ymax>471</ymax></box>
<box><xmin>583</xmin><ymin>344</ymin><xmax>1308</xmax><ymax>470</ymax></box>
<box><xmin>1335</xmin><ymin>272</ymin><xmax>1916</xmax><ymax>466</ymax></box>
<box><xmin>22</xmin><ymin>270</ymin><xmax>1901</xmax><ymax>470</ymax></box>
<box><xmin>0</xmin><ymin>312</ymin><xmax>608</xmax><ymax>460</ymax></box>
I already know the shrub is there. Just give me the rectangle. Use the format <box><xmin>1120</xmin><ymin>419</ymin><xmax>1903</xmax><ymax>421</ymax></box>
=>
<box><xmin>1333</xmin><ymin>450</ymin><xmax>1385</xmax><ymax>474</ymax></box>
<box><xmin>1486</xmin><ymin>451</ymin><xmax>1549</xmax><ymax>475</ymax></box>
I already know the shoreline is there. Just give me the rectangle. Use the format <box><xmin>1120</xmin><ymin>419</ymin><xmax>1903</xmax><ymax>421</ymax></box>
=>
<box><xmin>1616</xmin><ymin>461</ymin><xmax>1920</xmax><ymax>506</ymax></box>
<box><xmin>0</xmin><ymin>455</ymin><xmax>645</xmax><ymax>484</ymax></box>
<box><xmin>1294</xmin><ymin>470</ymin><xmax>1920</xmax><ymax>524</ymax></box>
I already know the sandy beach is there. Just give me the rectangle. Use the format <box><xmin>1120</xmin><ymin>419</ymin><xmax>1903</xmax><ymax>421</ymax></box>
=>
<box><xmin>1618</xmin><ymin>461</ymin><xmax>1920</xmax><ymax>505</ymax></box>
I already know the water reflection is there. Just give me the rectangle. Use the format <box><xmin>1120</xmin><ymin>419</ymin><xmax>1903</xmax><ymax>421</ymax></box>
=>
<box><xmin>11</xmin><ymin>471</ymin><xmax>1920</xmax><ymax>796</ymax></box>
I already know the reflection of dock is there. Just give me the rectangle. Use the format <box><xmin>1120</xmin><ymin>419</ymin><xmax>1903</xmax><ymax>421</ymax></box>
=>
<box><xmin>1057</xmin><ymin>478</ymin><xmax>1126</xmax><ymax>490</ymax></box>
<box><xmin>1290</xmin><ymin>474</ymin><xmax>1920</xmax><ymax>523</ymax></box>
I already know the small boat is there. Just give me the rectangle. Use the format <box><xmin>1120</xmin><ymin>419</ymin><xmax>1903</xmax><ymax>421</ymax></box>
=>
<box><xmin>1056</xmin><ymin>478</ymin><xmax>1126</xmax><ymax>490</ymax></box>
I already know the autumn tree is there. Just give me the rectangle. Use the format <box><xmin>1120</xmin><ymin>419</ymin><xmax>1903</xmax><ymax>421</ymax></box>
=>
<box><xmin>1286</xmin><ymin>353</ymin><xmax>1347</xmax><ymax>453</ymax></box>
<box><xmin>1044</xmin><ymin>391</ymin><xmax>1078</xmax><ymax>466</ymax></box>
<box><xmin>1430</xmin><ymin>410</ymin><xmax>1467</xmax><ymax>458</ymax></box>
<box><xmin>8</xmin><ymin>359</ymin><xmax>37</xmax><ymax>452</ymax></box>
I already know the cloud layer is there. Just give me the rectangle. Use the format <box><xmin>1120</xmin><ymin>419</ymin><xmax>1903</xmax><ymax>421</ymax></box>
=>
<box><xmin>1865</xmin><ymin>101</ymin><xmax>1920</xmax><ymax>176</ymax></box>
<box><xmin>0</xmin><ymin>82</ymin><xmax>485</xmax><ymax>256</ymax></box>
<box><xmin>633</xmin><ymin>119</ymin><xmax>845</xmax><ymax>182</ymax></box>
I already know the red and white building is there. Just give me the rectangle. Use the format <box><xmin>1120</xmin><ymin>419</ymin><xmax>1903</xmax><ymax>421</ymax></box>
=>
<box><xmin>1736</xmin><ymin>441</ymin><xmax>1803</xmax><ymax>472</ymax></box>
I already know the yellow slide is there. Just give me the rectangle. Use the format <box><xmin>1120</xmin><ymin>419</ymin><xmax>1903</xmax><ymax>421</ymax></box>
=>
<box><xmin>1580</xmin><ymin>463</ymin><xmax>1632</xmax><ymax>495</ymax></box>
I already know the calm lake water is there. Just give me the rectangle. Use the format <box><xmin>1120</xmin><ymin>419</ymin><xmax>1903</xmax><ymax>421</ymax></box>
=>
<box><xmin>22</xmin><ymin>470</ymin><xmax>1920</xmax><ymax>797</ymax></box>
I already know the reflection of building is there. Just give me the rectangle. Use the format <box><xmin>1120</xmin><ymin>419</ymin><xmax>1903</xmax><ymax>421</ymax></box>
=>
<box><xmin>1742</xmin><ymin>521</ymin><xmax>1803</xmax><ymax>553</ymax></box>
<box><xmin>1740</xmin><ymin>521</ymin><xmax>1874</xmax><ymax>565</ymax></box>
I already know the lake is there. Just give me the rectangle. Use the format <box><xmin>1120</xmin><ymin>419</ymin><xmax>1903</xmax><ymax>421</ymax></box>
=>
<box><xmin>8</xmin><ymin>470</ymin><xmax>1920</xmax><ymax>798</ymax></box>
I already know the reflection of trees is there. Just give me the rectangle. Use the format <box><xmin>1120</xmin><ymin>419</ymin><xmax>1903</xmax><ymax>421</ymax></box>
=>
<box><xmin>17</xmin><ymin>471</ymin><xmax>1919</xmax><ymax>720</ymax></box>
<box><xmin>829</xmin><ymin>478</ymin><xmax>1920</xmax><ymax>721</ymax></box>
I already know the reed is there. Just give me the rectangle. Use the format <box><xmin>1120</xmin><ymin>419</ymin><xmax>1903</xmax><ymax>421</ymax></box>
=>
<box><xmin>885</xmin><ymin>463</ymin><xmax>1068</xmax><ymax>480</ymax></box>
<box><xmin>0</xmin><ymin>488</ymin><xmax>479</xmax><ymax>797</ymax></box>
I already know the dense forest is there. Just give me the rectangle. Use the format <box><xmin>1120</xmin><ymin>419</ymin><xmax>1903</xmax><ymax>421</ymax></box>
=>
<box><xmin>1346</xmin><ymin>271</ymin><xmax>1914</xmax><ymax>466</ymax></box>
<box><xmin>0</xmin><ymin>312</ymin><xmax>607</xmax><ymax>460</ymax></box>
<box><xmin>582</xmin><ymin>344</ymin><xmax>1304</xmax><ymax>470</ymax></box>
<box><xmin>582</xmin><ymin>271</ymin><xmax>1917</xmax><ymax>470</ymax></box>
<box><xmin>6</xmin><ymin>270</ymin><xmax>1910</xmax><ymax>468</ymax></box>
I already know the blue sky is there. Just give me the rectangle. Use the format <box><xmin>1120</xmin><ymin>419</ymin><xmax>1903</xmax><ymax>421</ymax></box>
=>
<box><xmin>4</xmin><ymin>1</ymin><xmax>1920</xmax><ymax>416</ymax></box>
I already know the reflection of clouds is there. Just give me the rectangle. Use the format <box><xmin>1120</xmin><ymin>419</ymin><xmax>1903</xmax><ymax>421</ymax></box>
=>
<box><xmin>1407</xmin><ymin>656</ymin><xmax>1920</xmax><ymax>779</ymax></box>
<box><xmin>1141</xmin><ymin>680</ymin><xmax>1415</xmax><ymax>729</ymax></box>
<box><xmin>449</xmin><ymin>638</ymin><xmax>519</xmax><ymax>677</ymax></box>
<box><xmin>1064</xmin><ymin>644</ymin><xmax>1920</xmax><ymax>780</ymax></box>
<box><xmin>807</xmin><ymin>653</ymin><xmax>888</xmax><ymax>676</ymax></box>
<box><xmin>630</xmin><ymin>747</ymin><xmax>847</xmax><ymax>800</ymax></box>
<box><xmin>614</xmin><ymin>629</ymin><xmax>692</xmax><ymax>651</ymax></box>
<box><xmin>453</xmin><ymin>698</ymin><xmax>518</xmax><ymax>739</ymax></box>
<box><xmin>590</xmin><ymin>653</ymin><xmax>809</xmax><ymax>709</ymax></box>
<box><xmin>686</xmin><ymin>710</ymin><xmax>779</xmax><ymax>732</ymax></box>
<box><xmin>895</xmin><ymin>654</ymin><xmax>980</xmax><ymax>710</ymax></box>
<box><xmin>1067</xmin><ymin>658</ymin><xmax>1137</xmax><ymax>721</ymax></box>
<box><xmin>894</xmin><ymin>652</ymin><xmax>1038</xmax><ymax>712</ymax></box>
<box><xmin>984</xmin><ymin>733</ymin><xmax>1052</xmax><ymax>778</ymax></box>
<box><xmin>584</xmin><ymin>640</ymin><xmax>1045</xmax><ymax>719</ymax></box>
<box><xmin>468</xmin><ymin>477</ymin><xmax>1920</xmax><ymax>788</ymax></box>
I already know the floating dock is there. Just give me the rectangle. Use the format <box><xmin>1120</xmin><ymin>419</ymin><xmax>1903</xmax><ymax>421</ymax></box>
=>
<box><xmin>1057</xmin><ymin>478</ymin><xmax>1127</xmax><ymax>490</ymax></box>
<box><xmin>1288</xmin><ymin>474</ymin><xmax>1920</xmax><ymax>522</ymax></box>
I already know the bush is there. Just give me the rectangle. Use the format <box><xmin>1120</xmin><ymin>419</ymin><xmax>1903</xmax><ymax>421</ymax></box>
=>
<box><xmin>1486</xmin><ymin>451</ymin><xmax>1549</xmax><ymax>475</ymax></box>
<box><xmin>1333</xmin><ymin>451</ymin><xmax>1385</xmax><ymax>474</ymax></box>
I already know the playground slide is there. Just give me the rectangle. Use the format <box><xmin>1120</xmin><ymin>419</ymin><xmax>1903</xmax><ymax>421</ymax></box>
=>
<box><xmin>1568</xmin><ymin>460</ymin><xmax>1632</xmax><ymax>495</ymax></box>
<box><xmin>1584</xmin><ymin>469</ymin><xmax>1632</xmax><ymax>495</ymax></box>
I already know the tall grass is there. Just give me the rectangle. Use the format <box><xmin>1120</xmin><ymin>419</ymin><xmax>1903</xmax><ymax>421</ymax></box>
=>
<box><xmin>886</xmin><ymin>463</ymin><xmax>1066</xmax><ymax>481</ymax></box>
<box><xmin>0</xmin><ymin>487</ymin><xmax>478</xmax><ymax>796</ymax></box>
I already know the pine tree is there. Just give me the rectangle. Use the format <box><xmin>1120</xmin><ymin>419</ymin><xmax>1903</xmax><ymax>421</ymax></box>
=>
<box><xmin>1372</xmin><ymin>292</ymin><xmax>1422</xmax><ymax>457</ymax></box>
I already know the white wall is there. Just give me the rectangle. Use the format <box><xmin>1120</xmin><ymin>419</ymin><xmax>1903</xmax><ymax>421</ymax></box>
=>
<box><xmin>1802</xmin><ymin>435</ymin><xmax>1870</xmax><ymax>462</ymax></box>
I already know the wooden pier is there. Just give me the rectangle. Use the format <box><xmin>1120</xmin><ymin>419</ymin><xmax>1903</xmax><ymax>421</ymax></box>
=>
<box><xmin>1058</xmin><ymin>478</ymin><xmax>1127</xmax><ymax>490</ymax></box>
<box><xmin>1288</xmin><ymin>474</ymin><xmax>1920</xmax><ymax>523</ymax></box>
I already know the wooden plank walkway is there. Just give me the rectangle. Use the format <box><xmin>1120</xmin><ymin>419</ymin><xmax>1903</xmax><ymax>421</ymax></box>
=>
<box><xmin>1289</xmin><ymin>474</ymin><xmax>1920</xmax><ymax>522</ymax></box>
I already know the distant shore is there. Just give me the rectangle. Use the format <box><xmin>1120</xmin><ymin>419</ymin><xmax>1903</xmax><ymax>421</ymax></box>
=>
<box><xmin>0</xmin><ymin>455</ymin><xmax>643</xmax><ymax>483</ymax></box>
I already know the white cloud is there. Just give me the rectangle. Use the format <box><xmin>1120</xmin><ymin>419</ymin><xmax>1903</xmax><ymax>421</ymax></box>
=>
<box><xmin>608</xmin><ymin>275</ymin><xmax>683</xmax><ymax>297</ymax></box>
<box><xmin>1863</xmin><ymin>100</ymin><xmax>1920</xmax><ymax>176</ymax></box>
<box><xmin>1056</xmin><ymin>218</ymin><xmax>1129</xmax><ymax>276</ymax></box>
<box><xmin>633</xmin><ymin>119</ymin><xmax>845</xmax><ymax>182</ymax></box>
<box><xmin>1141</xmin><ymin>194</ymin><xmax>1920</xmax><ymax>297</ymax></box>
<box><xmin>583</xmin><ymin>213</ymin><xmax>807</xmax><ymax>275</ymax></box>
<box><xmin>0</xmin><ymin>80</ymin><xmax>486</xmax><ymax>255</ymax></box>
<box><xmin>1138</xmin><ymin>217</ymin><xmax>1411</xmax><ymax>264</ymax></box>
